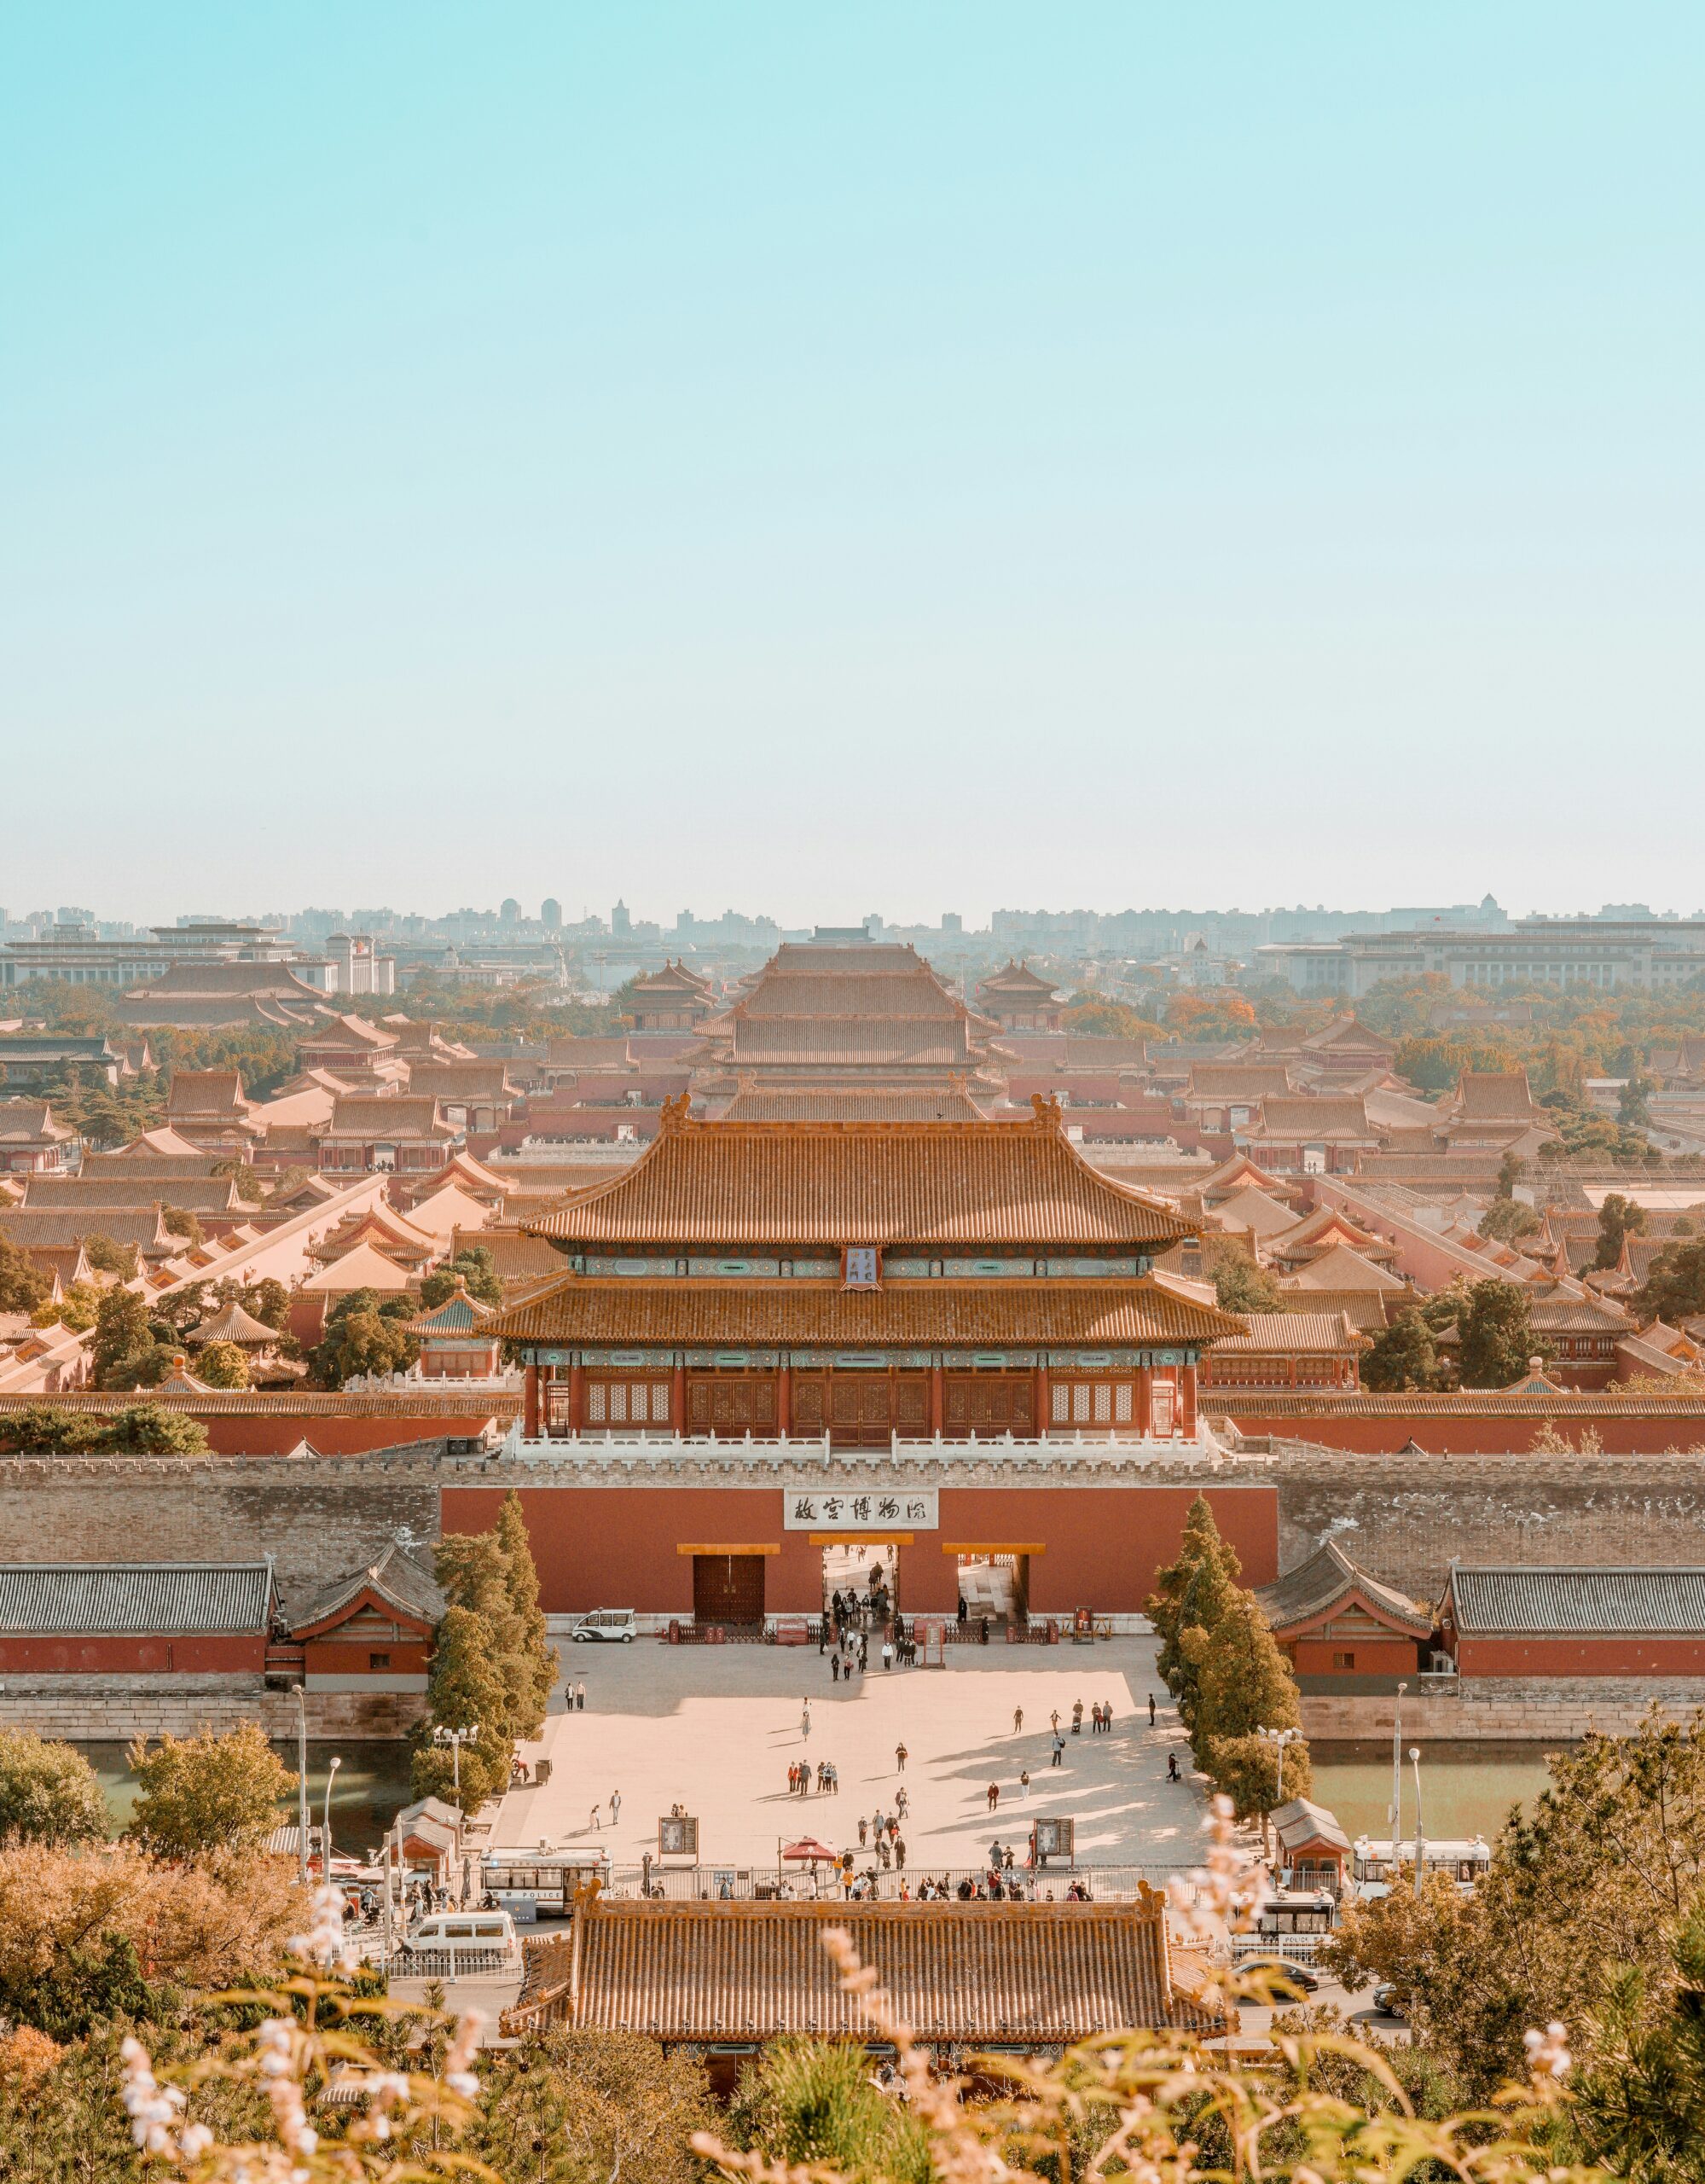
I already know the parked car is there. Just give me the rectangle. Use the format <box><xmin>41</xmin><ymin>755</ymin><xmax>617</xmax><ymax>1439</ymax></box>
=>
<box><xmin>1238</xmin><ymin>1956</ymin><xmax>1320</xmax><ymax>1997</ymax></box>
<box><xmin>1372</xmin><ymin>1982</ymin><xmax>1409</xmax><ymax>2019</ymax></box>
<box><xmin>397</xmin><ymin>1908</ymin><xmax>519</xmax><ymax>1962</ymax></box>
<box><xmin>569</xmin><ymin>1608</ymin><xmax>636</xmax><ymax>1643</ymax></box>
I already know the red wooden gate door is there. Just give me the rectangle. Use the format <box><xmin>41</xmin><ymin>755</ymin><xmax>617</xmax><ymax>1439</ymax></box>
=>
<box><xmin>693</xmin><ymin>1554</ymin><xmax>766</xmax><ymax>1624</ymax></box>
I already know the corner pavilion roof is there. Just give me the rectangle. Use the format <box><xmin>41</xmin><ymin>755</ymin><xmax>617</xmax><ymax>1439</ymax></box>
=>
<box><xmin>523</xmin><ymin>1112</ymin><xmax>1197</xmax><ymax>1252</ymax></box>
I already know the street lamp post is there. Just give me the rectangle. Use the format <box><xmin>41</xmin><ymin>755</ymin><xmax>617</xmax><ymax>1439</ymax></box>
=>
<box><xmin>1409</xmin><ymin>1746</ymin><xmax>1426</xmax><ymax>1899</ymax></box>
<box><xmin>291</xmin><ymin>1686</ymin><xmax>310</xmax><ymax>1887</ymax></box>
<box><xmin>1391</xmin><ymin>1682</ymin><xmax>1406</xmax><ymax>1876</ymax></box>
<box><xmin>322</xmin><ymin>1756</ymin><xmax>341</xmax><ymax>1879</ymax></box>
<box><xmin>435</xmin><ymin>1723</ymin><xmax>478</xmax><ymax>1795</ymax></box>
<box><xmin>1257</xmin><ymin>1725</ymin><xmax>1301</xmax><ymax>1859</ymax></box>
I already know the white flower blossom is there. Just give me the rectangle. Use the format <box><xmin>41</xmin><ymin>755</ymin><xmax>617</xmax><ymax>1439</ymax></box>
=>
<box><xmin>1523</xmin><ymin>2020</ymin><xmax>1572</xmax><ymax>2080</ymax></box>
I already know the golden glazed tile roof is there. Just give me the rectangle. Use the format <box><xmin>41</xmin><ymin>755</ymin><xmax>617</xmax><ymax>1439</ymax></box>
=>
<box><xmin>523</xmin><ymin>1115</ymin><xmax>1196</xmax><ymax>1251</ymax></box>
<box><xmin>505</xmin><ymin>1896</ymin><xmax>1212</xmax><ymax>2042</ymax></box>
<box><xmin>491</xmin><ymin>1274</ymin><xmax>1245</xmax><ymax>1348</ymax></box>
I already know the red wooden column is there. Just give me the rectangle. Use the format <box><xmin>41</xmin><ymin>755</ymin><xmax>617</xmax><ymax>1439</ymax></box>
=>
<box><xmin>1180</xmin><ymin>1362</ymin><xmax>1199</xmax><ymax>1438</ymax></box>
<box><xmin>568</xmin><ymin>1357</ymin><xmax>586</xmax><ymax>1437</ymax></box>
<box><xmin>930</xmin><ymin>1360</ymin><xmax>944</xmax><ymax>1437</ymax></box>
<box><xmin>522</xmin><ymin>1362</ymin><xmax>541</xmax><ymax>1439</ymax></box>
<box><xmin>1138</xmin><ymin>1363</ymin><xmax>1155</xmax><ymax>1438</ymax></box>
<box><xmin>671</xmin><ymin>1355</ymin><xmax>687</xmax><ymax>1432</ymax></box>
<box><xmin>1034</xmin><ymin>1362</ymin><xmax>1051</xmax><ymax>1438</ymax></box>
<box><xmin>775</xmin><ymin>1359</ymin><xmax>791</xmax><ymax>1438</ymax></box>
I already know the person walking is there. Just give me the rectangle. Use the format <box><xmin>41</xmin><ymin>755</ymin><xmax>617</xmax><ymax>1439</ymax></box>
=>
<box><xmin>1168</xmin><ymin>1751</ymin><xmax>1181</xmax><ymax>1782</ymax></box>
<box><xmin>895</xmin><ymin>1835</ymin><xmax>906</xmax><ymax>1873</ymax></box>
<box><xmin>832</xmin><ymin>1654</ymin><xmax>840</xmax><ymax>1684</ymax></box>
<box><xmin>895</xmin><ymin>1785</ymin><xmax>908</xmax><ymax>1819</ymax></box>
<box><xmin>1050</xmin><ymin>1709</ymin><xmax>1060</xmax><ymax>1734</ymax></box>
<box><xmin>881</xmin><ymin>1637</ymin><xmax>894</xmax><ymax>1670</ymax></box>
<box><xmin>1071</xmin><ymin>1700</ymin><xmax>1083</xmax><ymax>1734</ymax></box>
<box><xmin>987</xmin><ymin>1781</ymin><xmax>1000</xmax><ymax>1812</ymax></box>
<box><xmin>801</xmin><ymin>1700</ymin><xmax>812</xmax><ymax>1741</ymax></box>
<box><xmin>1019</xmin><ymin>1768</ymin><xmax>1030</xmax><ymax>1800</ymax></box>
<box><xmin>1148</xmin><ymin>1692</ymin><xmax>1157</xmax><ymax>1727</ymax></box>
<box><xmin>1012</xmin><ymin>1705</ymin><xmax>1024</xmax><ymax>1735</ymax></box>
<box><xmin>590</xmin><ymin>1803</ymin><xmax>601</xmax><ymax>1829</ymax></box>
<box><xmin>957</xmin><ymin>1594</ymin><xmax>968</xmax><ymax>1628</ymax></box>
<box><xmin>610</xmin><ymin>1789</ymin><xmax>621</xmax><ymax>1824</ymax></box>
<box><xmin>858</xmin><ymin>1816</ymin><xmax>868</xmax><ymax>1848</ymax></box>
<box><xmin>577</xmin><ymin>1680</ymin><xmax>587</xmax><ymax>1712</ymax></box>
<box><xmin>895</xmin><ymin>1741</ymin><xmax>908</xmax><ymax>1774</ymax></box>
<box><xmin>1051</xmin><ymin>1734</ymin><xmax>1065</xmax><ymax>1769</ymax></box>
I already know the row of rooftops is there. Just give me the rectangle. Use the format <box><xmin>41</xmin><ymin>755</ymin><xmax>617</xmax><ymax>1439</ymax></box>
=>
<box><xmin>1256</xmin><ymin>1536</ymin><xmax>1705</xmax><ymax>1641</ymax></box>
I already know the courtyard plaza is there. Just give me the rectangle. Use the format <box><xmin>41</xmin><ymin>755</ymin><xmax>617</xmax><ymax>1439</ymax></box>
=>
<box><xmin>495</xmin><ymin>1633</ymin><xmax>1215</xmax><ymax>1876</ymax></box>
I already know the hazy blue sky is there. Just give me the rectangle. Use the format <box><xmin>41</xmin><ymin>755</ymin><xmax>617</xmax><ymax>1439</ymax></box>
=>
<box><xmin>4</xmin><ymin>6</ymin><xmax>1702</xmax><ymax>926</ymax></box>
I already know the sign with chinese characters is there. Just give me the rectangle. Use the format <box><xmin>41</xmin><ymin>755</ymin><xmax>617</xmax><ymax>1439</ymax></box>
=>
<box><xmin>658</xmin><ymin>1815</ymin><xmax>699</xmax><ymax>1857</ymax></box>
<box><xmin>784</xmin><ymin>1486</ymin><xmax>938</xmax><ymax>1531</ymax></box>
<box><xmin>841</xmin><ymin>1245</ymin><xmax>881</xmax><ymax>1290</ymax></box>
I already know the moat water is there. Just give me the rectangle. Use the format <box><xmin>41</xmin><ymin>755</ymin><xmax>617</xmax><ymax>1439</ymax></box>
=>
<box><xmin>75</xmin><ymin>1740</ymin><xmax>417</xmax><ymax>1855</ymax></box>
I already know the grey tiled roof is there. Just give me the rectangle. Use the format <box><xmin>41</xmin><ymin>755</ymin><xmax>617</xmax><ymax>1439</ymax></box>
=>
<box><xmin>0</xmin><ymin>1563</ymin><xmax>274</xmax><ymax>1635</ymax></box>
<box><xmin>1447</xmin><ymin>1565</ymin><xmax>1705</xmax><ymax>1635</ymax></box>
<box><xmin>1255</xmin><ymin>1540</ymin><xmax>1433</xmax><ymax>1636</ymax></box>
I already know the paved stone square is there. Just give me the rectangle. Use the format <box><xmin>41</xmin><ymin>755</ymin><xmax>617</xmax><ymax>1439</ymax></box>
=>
<box><xmin>494</xmin><ymin>1635</ymin><xmax>1209</xmax><ymax>1876</ymax></box>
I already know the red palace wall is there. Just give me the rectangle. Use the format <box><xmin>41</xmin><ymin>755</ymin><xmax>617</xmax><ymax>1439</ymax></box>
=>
<box><xmin>1285</xmin><ymin>1634</ymin><xmax>1424</xmax><ymax>1677</ymax></box>
<box><xmin>1218</xmin><ymin>1406</ymin><xmax>1705</xmax><ymax>1455</ymax></box>
<box><xmin>439</xmin><ymin>1481</ymin><xmax>1279</xmax><ymax>1618</ymax></box>
<box><xmin>301</xmin><ymin>1636</ymin><xmax>432</xmax><ymax>1677</ymax></box>
<box><xmin>1459</xmin><ymin>1635</ymin><xmax>1705</xmax><ymax>1679</ymax></box>
<box><xmin>0</xmin><ymin>1634</ymin><xmax>266</xmax><ymax>1676</ymax></box>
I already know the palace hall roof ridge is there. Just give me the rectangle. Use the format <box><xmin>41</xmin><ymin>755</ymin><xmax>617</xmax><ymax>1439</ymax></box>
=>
<box><xmin>490</xmin><ymin>1272</ymin><xmax>1246</xmax><ymax>1348</ymax></box>
<box><xmin>520</xmin><ymin>1105</ymin><xmax>1197</xmax><ymax>1250</ymax></box>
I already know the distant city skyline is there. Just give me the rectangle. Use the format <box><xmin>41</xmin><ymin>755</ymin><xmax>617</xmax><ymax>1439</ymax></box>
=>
<box><xmin>9</xmin><ymin>890</ymin><xmax>1705</xmax><ymax>939</ymax></box>
<box><xmin>6</xmin><ymin>7</ymin><xmax>1702</xmax><ymax>912</ymax></box>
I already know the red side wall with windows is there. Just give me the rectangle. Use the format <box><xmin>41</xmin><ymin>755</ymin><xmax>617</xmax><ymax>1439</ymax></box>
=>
<box><xmin>0</xmin><ymin>1634</ymin><xmax>265</xmax><ymax>1674</ymax></box>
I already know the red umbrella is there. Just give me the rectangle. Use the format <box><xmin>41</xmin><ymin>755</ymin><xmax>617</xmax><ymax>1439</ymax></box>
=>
<box><xmin>780</xmin><ymin>1838</ymin><xmax>838</xmax><ymax>1862</ymax></box>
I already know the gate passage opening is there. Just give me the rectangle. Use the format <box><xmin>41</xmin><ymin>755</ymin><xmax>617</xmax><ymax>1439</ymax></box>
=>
<box><xmin>956</xmin><ymin>1551</ymin><xmax>1029</xmax><ymax>1625</ymax></box>
<box><xmin>822</xmin><ymin>1542</ymin><xmax>897</xmax><ymax>1623</ymax></box>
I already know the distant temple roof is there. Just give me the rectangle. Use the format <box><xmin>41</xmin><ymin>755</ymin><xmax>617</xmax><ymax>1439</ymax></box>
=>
<box><xmin>0</xmin><ymin>1562</ymin><xmax>275</xmax><ymax>1636</ymax></box>
<box><xmin>1255</xmin><ymin>1539</ymin><xmax>1433</xmax><ymax>1638</ymax></box>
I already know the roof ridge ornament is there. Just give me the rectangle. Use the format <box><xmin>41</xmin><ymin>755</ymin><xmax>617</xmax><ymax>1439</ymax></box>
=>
<box><xmin>1029</xmin><ymin>1091</ymin><xmax>1064</xmax><ymax>1131</ymax></box>
<box><xmin>658</xmin><ymin>1092</ymin><xmax>693</xmax><ymax>1135</ymax></box>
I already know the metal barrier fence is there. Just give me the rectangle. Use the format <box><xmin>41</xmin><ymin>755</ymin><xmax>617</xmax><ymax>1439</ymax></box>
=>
<box><xmin>375</xmin><ymin>1945</ymin><xmax>514</xmax><ymax>1982</ymax></box>
<box><xmin>594</xmin><ymin>1862</ymin><xmax>1194</xmax><ymax>1904</ymax></box>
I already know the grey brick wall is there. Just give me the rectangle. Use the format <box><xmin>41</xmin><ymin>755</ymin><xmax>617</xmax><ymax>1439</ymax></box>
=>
<box><xmin>1273</xmin><ymin>1450</ymin><xmax>1705</xmax><ymax>1602</ymax></box>
<box><xmin>0</xmin><ymin>1454</ymin><xmax>445</xmax><ymax>1610</ymax></box>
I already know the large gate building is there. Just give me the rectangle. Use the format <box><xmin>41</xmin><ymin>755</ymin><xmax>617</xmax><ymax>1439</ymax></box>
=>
<box><xmin>465</xmin><ymin>1100</ymin><xmax>1276</xmax><ymax>1623</ymax></box>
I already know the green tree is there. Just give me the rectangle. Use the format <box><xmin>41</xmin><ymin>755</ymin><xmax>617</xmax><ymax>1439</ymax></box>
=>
<box><xmin>1594</xmin><ymin>1191</ymin><xmax>1647</xmax><ymax>1271</ymax></box>
<box><xmin>1190</xmin><ymin>1592</ymin><xmax>1312</xmax><ymax>1824</ymax></box>
<box><xmin>100</xmin><ymin>1403</ymin><xmax>209</xmax><ymax>1454</ymax></box>
<box><xmin>0</xmin><ymin>1730</ymin><xmax>108</xmax><ymax>1845</ymax></box>
<box><xmin>159</xmin><ymin>1205</ymin><xmax>205</xmax><ymax>1244</ymax></box>
<box><xmin>1148</xmin><ymin>1495</ymin><xmax>1242</xmax><ymax>1732</ymax></box>
<box><xmin>418</xmin><ymin>1248</ymin><xmax>503</xmax><ymax>1311</ymax></box>
<box><xmin>1361</xmin><ymin>1307</ymin><xmax>1443</xmax><ymax>1392</ymax></box>
<box><xmin>195</xmin><ymin>1340</ymin><xmax>251</xmax><ymax>1390</ymax></box>
<box><xmin>1325</xmin><ymin>1709</ymin><xmax>1705</xmax><ymax>2100</ymax></box>
<box><xmin>125</xmin><ymin>1724</ymin><xmax>295</xmax><ymax>1860</ymax></box>
<box><xmin>1213</xmin><ymin>1254</ymin><xmax>1283</xmax><ymax>1313</ymax></box>
<box><xmin>242</xmin><ymin>1276</ymin><xmax>291</xmax><ymax>1329</ymax></box>
<box><xmin>476</xmin><ymin>2026</ymin><xmax>710</xmax><ymax>2184</ymax></box>
<box><xmin>726</xmin><ymin>2036</ymin><xmax>932</xmax><ymax>2184</ymax></box>
<box><xmin>0</xmin><ymin>1236</ymin><xmax>51</xmax><ymax>1316</ymax></box>
<box><xmin>410</xmin><ymin>1606</ymin><xmax>511</xmax><ymax>1812</ymax></box>
<box><xmin>1637</xmin><ymin>1238</ymin><xmax>1705</xmax><ymax>1325</ymax></box>
<box><xmin>90</xmin><ymin>1287</ymin><xmax>158</xmax><ymax>1389</ymax></box>
<box><xmin>81</xmin><ymin>1233</ymin><xmax>139</xmax><ymax>1279</ymax></box>
<box><xmin>310</xmin><ymin>1307</ymin><xmax>418</xmax><ymax>1389</ymax></box>
<box><xmin>415</xmin><ymin>1496</ymin><xmax>558</xmax><ymax>1813</ymax></box>
<box><xmin>1479</xmin><ymin>1196</ymin><xmax>1540</xmax><ymax>1243</ymax></box>
<box><xmin>1458</xmin><ymin>1278</ymin><xmax>1549</xmax><ymax>1389</ymax></box>
<box><xmin>1619</xmin><ymin>1071</ymin><xmax>1656</xmax><ymax>1129</ymax></box>
<box><xmin>1567</xmin><ymin>1901</ymin><xmax>1705</xmax><ymax>2181</ymax></box>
